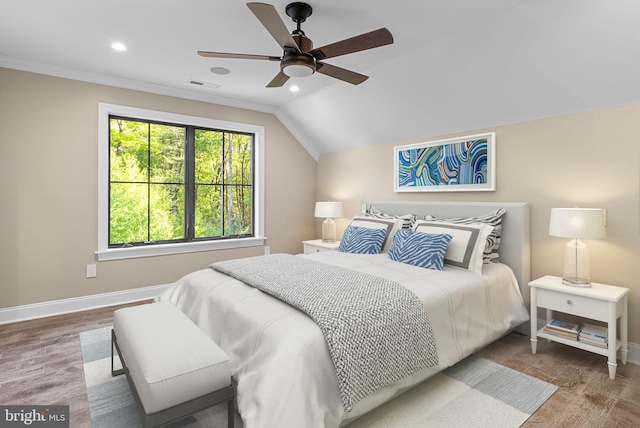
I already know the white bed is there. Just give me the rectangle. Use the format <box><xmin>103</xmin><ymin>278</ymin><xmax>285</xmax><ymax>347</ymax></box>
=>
<box><xmin>157</xmin><ymin>201</ymin><xmax>531</xmax><ymax>428</ymax></box>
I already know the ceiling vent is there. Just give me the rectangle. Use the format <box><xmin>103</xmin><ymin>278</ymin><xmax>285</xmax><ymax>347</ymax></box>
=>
<box><xmin>189</xmin><ymin>80</ymin><xmax>221</xmax><ymax>89</ymax></box>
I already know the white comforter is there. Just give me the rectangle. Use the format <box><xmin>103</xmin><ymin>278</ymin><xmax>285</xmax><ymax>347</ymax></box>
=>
<box><xmin>157</xmin><ymin>252</ymin><xmax>529</xmax><ymax>428</ymax></box>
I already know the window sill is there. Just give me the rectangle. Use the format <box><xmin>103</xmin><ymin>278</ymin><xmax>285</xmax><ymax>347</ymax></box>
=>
<box><xmin>96</xmin><ymin>237</ymin><xmax>266</xmax><ymax>261</ymax></box>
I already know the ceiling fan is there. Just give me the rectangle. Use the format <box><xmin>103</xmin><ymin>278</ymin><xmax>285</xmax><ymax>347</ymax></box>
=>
<box><xmin>198</xmin><ymin>2</ymin><xmax>394</xmax><ymax>87</ymax></box>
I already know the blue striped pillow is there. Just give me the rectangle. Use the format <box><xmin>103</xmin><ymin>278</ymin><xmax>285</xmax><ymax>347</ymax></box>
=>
<box><xmin>338</xmin><ymin>225</ymin><xmax>388</xmax><ymax>254</ymax></box>
<box><xmin>388</xmin><ymin>229</ymin><xmax>453</xmax><ymax>270</ymax></box>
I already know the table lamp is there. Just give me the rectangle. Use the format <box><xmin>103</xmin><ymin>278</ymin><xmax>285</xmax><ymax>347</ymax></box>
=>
<box><xmin>548</xmin><ymin>207</ymin><xmax>606</xmax><ymax>287</ymax></box>
<box><xmin>315</xmin><ymin>201</ymin><xmax>343</xmax><ymax>243</ymax></box>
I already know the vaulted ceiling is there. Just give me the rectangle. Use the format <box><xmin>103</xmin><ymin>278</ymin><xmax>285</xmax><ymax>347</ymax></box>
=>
<box><xmin>2</xmin><ymin>0</ymin><xmax>639</xmax><ymax>159</ymax></box>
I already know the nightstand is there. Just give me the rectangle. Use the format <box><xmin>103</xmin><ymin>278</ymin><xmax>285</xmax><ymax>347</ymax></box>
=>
<box><xmin>302</xmin><ymin>239</ymin><xmax>340</xmax><ymax>254</ymax></box>
<box><xmin>529</xmin><ymin>275</ymin><xmax>629</xmax><ymax>380</ymax></box>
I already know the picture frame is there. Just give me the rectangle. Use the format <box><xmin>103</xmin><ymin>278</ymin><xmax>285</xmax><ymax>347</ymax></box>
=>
<box><xmin>394</xmin><ymin>132</ymin><xmax>495</xmax><ymax>192</ymax></box>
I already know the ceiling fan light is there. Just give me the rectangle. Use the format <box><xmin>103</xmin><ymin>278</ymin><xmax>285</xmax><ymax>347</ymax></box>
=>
<box><xmin>283</xmin><ymin>64</ymin><xmax>314</xmax><ymax>78</ymax></box>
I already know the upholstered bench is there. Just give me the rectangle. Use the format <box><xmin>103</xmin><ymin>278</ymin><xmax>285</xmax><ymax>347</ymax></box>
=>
<box><xmin>111</xmin><ymin>301</ymin><xmax>235</xmax><ymax>428</ymax></box>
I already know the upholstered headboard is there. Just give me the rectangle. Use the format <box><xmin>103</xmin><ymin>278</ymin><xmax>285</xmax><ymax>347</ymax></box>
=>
<box><xmin>365</xmin><ymin>201</ymin><xmax>531</xmax><ymax>305</ymax></box>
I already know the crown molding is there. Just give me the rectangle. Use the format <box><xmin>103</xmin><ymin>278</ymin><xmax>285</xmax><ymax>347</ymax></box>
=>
<box><xmin>0</xmin><ymin>55</ymin><xmax>277</xmax><ymax>114</ymax></box>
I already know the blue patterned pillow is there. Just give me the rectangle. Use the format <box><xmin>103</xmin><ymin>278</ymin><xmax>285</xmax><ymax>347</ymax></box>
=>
<box><xmin>388</xmin><ymin>229</ymin><xmax>453</xmax><ymax>270</ymax></box>
<box><xmin>339</xmin><ymin>225</ymin><xmax>388</xmax><ymax>254</ymax></box>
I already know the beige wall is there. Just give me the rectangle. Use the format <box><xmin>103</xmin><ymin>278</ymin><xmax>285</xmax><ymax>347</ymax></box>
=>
<box><xmin>318</xmin><ymin>105</ymin><xmax>640</xmax><ymax>344</ymax></box>
<box><xmin>0</xmin><ymin>68</ymin><xmax>316</xmax><ymax>308</ymax></box>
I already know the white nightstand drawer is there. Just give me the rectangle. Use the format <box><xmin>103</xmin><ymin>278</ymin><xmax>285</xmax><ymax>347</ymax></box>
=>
<box><xmin>302</xmin><ymin>239</ymin><xmax>340</xmax><ymax>255</ymax></box>
<box><xmin>537</xmin><ymin>288</ymin><xmax>607</xmax><ymax>321</ymax></box>
<box><xmin>305</xmin><ymin>244</ymin><xmax>326</xmax><ymax>254</ymax></box>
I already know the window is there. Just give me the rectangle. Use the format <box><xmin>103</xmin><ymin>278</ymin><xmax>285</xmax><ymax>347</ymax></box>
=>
<box><xmin>97</xmin><ymin>104</ymin><xmax>264</xmax><ymax>260</ymax></box>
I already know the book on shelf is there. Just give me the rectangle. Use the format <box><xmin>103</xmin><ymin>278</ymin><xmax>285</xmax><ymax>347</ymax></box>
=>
<box><xmin>579</xmin><ymin>336</ymin><xmax>608</xmax><ymax>348</ymax></box>
<box><xmin>579</xmin><ymin>331</ymin><xmax>607</xmax><ymax>342</ymax></box>
<box><xmin>543</xmin><ymin>326</ymin><xmax>578</xmax><ymax>340</ymax></box>
<box><xmin>579</xmin><ymin>323</ymin><xmax>607</xmax><ymax>346</ymax></box>
<box><xmin>543</xmin><ymin>319</ymin><xmax>579</xmax><ymax>339</ymax></box>
<box><xmin>580</xmin><ymin>323</ymin><xmax>608</xmax><ymax>338</ymax></box>
<box><xmin>545</xmin><ymin>319</ymin><xmax>580</xmax><ymax>334</ymax></box>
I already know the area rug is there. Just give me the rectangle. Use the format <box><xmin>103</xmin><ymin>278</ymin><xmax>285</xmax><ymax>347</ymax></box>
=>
<box><xmin>81</xmin><ymin>327</ymin><xmax>556</xmax><ymax>427</ymax></box>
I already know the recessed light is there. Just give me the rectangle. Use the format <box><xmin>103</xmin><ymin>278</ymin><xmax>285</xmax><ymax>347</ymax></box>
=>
<box><xmin>111</xmin><ymin>42</ymin><xmax>127</xmax><ymax>51</ymax></box>
<box><xmin>210</xmin><ymin>67</ymin><xmax>230</xmax><ymax>75</ymax></box>
<box><xmin>289</xmin><ymin>85</ymin><xmax>300</xmax><ymax>92</ymax></box>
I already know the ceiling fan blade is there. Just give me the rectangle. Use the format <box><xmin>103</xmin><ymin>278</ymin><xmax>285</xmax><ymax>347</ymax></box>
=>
<box><xmin>316</xmin><ymin>62</ymin><xmax>368</xmax><ymax>85</ymax></box>
<box><xmin>198</xmin><ymin>51</ymin><xmax>281</xmax><ymax>61</ymax></box>
<box><xmin>310</xmin><ymin>28</ymin><xmax>393</xmax><ymax>60</ymax></box>
<box><xmin>266</xmin><ymin>70</ymin><xmax>290</xmax><ymax>88</ymax></box>
<box><xmin>247</xmin><ymin>2</ymin><xmax>301</xmax><ymax>53</ymax></box>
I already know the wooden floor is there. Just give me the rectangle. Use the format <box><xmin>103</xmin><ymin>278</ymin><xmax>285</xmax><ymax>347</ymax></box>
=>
<box><xmin>477</xmin><ymin>335</ymin><xmax>640</xmax><ymax>427</ymax></box>
<box><xmin>1</xmin><ymin>303</ymin><xmax>639</xmax><ymax>427</ymax></box>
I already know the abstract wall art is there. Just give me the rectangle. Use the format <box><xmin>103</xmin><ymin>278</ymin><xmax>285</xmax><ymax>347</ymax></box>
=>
<box><xmin>394</xmin><ymin>132</ymin><xmax>495</xmax><ymax>192</ymax></box>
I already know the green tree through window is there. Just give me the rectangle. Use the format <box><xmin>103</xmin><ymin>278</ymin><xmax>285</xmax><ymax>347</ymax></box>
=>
<box><xmin>109</xmin><ymin>116</ymin><xmax>253</xmax><ymax>247</ymax></box>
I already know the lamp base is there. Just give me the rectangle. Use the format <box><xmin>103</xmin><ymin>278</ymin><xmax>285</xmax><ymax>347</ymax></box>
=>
<box><xmin>562</xmin><ymin>277</ymin><xmax>592</xmax><ymax>287</ymax></box>
<box><xmin>562</xmin><ymin>239</ymin><xmax>592</xmax><ymax>287</ymax></box>
<box><xmin>321</xmin><ymin>218</ymin><xmax>336</xmax><ymax>243</ymax></box>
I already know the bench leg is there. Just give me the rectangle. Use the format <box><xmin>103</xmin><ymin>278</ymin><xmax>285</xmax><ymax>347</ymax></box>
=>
<box><xmin>111</xmin><ymin>329</ymin><xmax>125</xmax><ymax>377</ymax></box>
<box><xmin>228</xmin><ymin>395</ymin><xmax>234</xmax><ymax>428</ymax></box>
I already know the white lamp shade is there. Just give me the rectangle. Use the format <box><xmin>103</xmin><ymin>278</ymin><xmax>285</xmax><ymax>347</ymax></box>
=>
<box><xmin>548</xmin><ymin>208</ymin><xmax>606</xmax><ymax>239</ymax></box>
<box><xmin>315</xmin><ymin>201</ymin><xmax>343</xmax><ymax>219</ymax></box>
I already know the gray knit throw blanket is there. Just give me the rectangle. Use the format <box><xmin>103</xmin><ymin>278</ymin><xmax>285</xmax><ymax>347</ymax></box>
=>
<box><xmin>210</xmin><ymin>254</ymin><xmax>439</xmax><ymax>412</ymax></box>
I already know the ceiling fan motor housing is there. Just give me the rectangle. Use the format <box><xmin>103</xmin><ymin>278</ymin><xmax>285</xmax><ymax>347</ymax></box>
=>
<box><xmin>282</xmin><ymin>33</ymin><xmax>315</xmax><ymax>77</ymax></box>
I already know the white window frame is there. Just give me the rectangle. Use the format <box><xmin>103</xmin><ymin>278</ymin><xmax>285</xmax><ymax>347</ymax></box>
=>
<box><xmin>96</xmin><ymin>103</ymin><xmax>265</xmax><ymax>261</ymax></box>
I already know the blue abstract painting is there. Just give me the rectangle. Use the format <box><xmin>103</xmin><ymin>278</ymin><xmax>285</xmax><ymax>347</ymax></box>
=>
<box><xmin>395</xmin><ymin>133</ymin><xmax>495</xmax><ymax>192</ymax></box>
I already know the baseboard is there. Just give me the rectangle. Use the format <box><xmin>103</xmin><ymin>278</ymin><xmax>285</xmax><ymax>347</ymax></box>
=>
<box><xmin>533</xmin><ymin>318</ymin><xmax>640</xmax><ymax>366</ymax></box>
<box><xmin>0</xmin><ymin>284</ymin><xmax>172</xmax><ymax>325</ymax></box>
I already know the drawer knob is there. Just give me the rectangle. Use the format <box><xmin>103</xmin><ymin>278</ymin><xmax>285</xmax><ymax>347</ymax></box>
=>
<box><xmin>567</xmin><ymin>299</ymin><xmax>572</xmax><ymax>305</ymax></box>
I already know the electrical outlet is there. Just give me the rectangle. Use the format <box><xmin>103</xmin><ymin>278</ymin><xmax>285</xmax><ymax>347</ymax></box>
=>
<box><xmin>264</xmin><ymin>246</ymin><xmax>270</xmax><ymax>255</ymax></box>
<box><xmin>361</xmin><ymin>203</ymin><xmax>367</xmax><ymax>213</ymax></box>
<box><xmin>86</xmin><ymin>264</ymin><xmax>97</xmax><ymax>278</ymax></box>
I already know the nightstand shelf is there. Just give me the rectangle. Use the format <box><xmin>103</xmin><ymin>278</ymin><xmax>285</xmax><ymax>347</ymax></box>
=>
<box><xmin>302</xmin><ymin>239</ymin><xmax>340</xmax><ymax>254</ymax></box>
<box><xmin>535</xmin><ymin>329</ymin><xmax>621</xmax><ymax>358</ymax></box>
<box><xmin>529</xmin><ymin>275</ymin><xmax>629</xmax><ymax>380</ymax></box>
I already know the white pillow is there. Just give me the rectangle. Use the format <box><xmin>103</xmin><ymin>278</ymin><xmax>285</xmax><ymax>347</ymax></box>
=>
<box><xmin>347</xmin><ymin>216</ymin><xmax>404</xmax><ymax>252</ymax></box>
<box><xmin>425</xmin><ymin>208</ymin><xmax>506</xmax><ymax>264</ymax></box>
<box><xmin>412</xmin><ymin>220</ymin><xmax>494</xmax><ymax>274</ymax></box>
